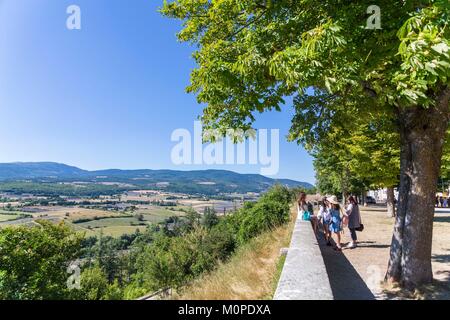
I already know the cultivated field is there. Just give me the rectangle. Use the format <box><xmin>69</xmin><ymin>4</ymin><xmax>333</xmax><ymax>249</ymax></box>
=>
<box><xmin>0</xmin><ymin>190</ymin><xmax>242</xmax><ymax>238</ymax></box>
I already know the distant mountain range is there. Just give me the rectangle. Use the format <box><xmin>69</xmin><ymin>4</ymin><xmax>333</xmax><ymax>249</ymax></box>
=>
<box><xmin>0</xmin><ymin>162</ymin><xmax>313</xmax><ymax>195</ymax></box>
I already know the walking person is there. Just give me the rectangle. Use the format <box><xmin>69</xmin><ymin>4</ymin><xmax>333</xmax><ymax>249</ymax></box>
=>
<box><xmin>318</xmin><ymin>197</ymin><xmax>332</xmax><ymax>246</ymax></box>
<box><xmin>344</xmin><ymin>195</ymin><xmax>361</xmax><ymax>249</ymax></box>
<box><xmin>327</xmin><ymin>195</ymin><xmax>343</xmax><ymax>251</ymax></box>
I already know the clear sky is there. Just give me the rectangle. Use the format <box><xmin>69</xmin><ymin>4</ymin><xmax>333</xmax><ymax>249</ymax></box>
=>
<box><xmin>0</xmin><ymin>0</ymin><xmax>315</xmax><ymax>184</ymax></box>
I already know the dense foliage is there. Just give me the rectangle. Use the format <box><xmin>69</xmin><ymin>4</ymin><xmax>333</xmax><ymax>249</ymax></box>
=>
<box><xmin>0</xmin><ymin>181</ymin><xmax>130</xmax><ymax>198</ymax></box>
<box><xmin>0</xmin><ymin>185</ymin><xmax>294</xmax><ymax>300</ymax></box>
<box><xmin>0</xmin><ymin>221</ymin><xmax>84</xmax><ymax>299</ymax></box>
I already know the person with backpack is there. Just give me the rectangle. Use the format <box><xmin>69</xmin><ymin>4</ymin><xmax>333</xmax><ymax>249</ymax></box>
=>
<box><xmin>327</xmin><ymin>195</ymin><xmax>343</xmax><ymax>251</ymax></box>
<box><xmin>344</xmin><ymin>195</ymin><xmax>362</xmax><ymax>249</ymax></box>
<box><xmin>297</xmin><ymin>192</ymin><xmax>318</xmax><ymax>235</ymax></box>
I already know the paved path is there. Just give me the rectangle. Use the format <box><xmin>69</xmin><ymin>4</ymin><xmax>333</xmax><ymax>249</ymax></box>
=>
<box><xmin>317</xmin><ymin>207</ymin><xmax>450</xmax><ymax>300</ymax></box>
<box><xmin>317</xmin><ymin>233</ymin><xmax>376</xmax><ymax>300</ymax></box>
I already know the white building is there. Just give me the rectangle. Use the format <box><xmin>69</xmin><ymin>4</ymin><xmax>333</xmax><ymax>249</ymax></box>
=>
<box><xmin>367</xmin><ymin>188</ymin><xmax>398</xmax><ymax>203</ymax></box>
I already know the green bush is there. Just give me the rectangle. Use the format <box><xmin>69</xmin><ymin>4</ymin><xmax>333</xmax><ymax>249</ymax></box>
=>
<box><xmin>0</xmin><ymin>185</ymin><xmax>294</xmax><ymax>300</ymax></box>
<box><xmin>73</xmin><ymin>265</ymin><xmax>123</xmax><ymax>300</ymax></box>
<box><xmin>0</xmin><ymin>221</ymin><xmax>84</xmax><ymax>300</ymax></box>
<box><xmin>201</xmin><ymin>207</ymin><xmax>219</xmax><ymax>229</ymax></box>
<box><xmin>127</xmin><ymin>185</ymin><xmax>293</xmax><ymax>296</ymax></box>
<box><xmin>237</xmin><ymin>200</ymin><xmax>289</xmax><ymax>244</ymax></box>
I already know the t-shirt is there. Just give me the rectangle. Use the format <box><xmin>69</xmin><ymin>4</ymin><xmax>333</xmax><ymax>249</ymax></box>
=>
<box><xmin>319</xmin><ymin>206</ymin><xmax>331</xmax><ymax>221</ymax></box>
<box><xmin>298</xmin><ymin>202</ymin><xmax>308</xmax><ymax>213</ymax></box>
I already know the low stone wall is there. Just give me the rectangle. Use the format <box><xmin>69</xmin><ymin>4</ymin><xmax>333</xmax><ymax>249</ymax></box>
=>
<box><xmin>273</xmin><ymin>218</ymin><xmax>333</xmax><ymax>300</ymax></box>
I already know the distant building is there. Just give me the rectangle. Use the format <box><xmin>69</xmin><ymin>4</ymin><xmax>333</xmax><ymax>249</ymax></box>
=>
<box><xmin>367</xmin><ymin>188</ymin><xmax>398</xmax><ymax>202</ymax></box>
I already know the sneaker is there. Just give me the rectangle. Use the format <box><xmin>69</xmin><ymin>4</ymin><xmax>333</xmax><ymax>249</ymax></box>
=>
<box><xmin>346</xmin><ymin>242</ymin><xmax>357</xmax><ymax>249</ymax></box>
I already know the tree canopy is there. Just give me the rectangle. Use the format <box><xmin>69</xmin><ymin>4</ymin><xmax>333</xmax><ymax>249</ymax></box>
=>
<box><xmin>0</xmin><ymin>221</ymin><xmax>83</xmax><ymax>300</ymax></box>
<box><xmin>161</xmin><ymin>0</ymin><xmax>450</xmax><ymax>288</ymax></box>
<box><xmin>161</xmin><ymin>0</ymin><xmax>448</xmax><ymax>133</ymax></box>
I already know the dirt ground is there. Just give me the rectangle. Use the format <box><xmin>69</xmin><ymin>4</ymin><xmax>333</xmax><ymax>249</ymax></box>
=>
<box><xmin>320</xmin><ymin>205</ymin><xmax>450</xmax><ymax>300</ymax></box>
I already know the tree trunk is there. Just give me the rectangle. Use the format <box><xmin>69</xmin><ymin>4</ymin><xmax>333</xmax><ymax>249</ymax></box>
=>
<box><xmin>385</xmin><ymin>88</ymin><xmax>450</xmax><ymax>289</ymax></box>
<box><xmin>386</xmin><ymin>187</ymin><xmax>396</xmax><ymax>217</ymax></box>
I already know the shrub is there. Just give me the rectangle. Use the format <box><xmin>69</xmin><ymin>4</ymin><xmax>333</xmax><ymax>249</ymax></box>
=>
<box><xmin>0</xmin><ymin>221</ymin><xmax>84</xmax><ymax>300</ymax></box>
<box><xmin>237</xmin><ymin>199</ymin><xmax>289</xmax><ymax>244</ymax></box>
<box><xmin>73</xmin><ymin>265</ymin><xmax>123</xmax><ymax>300</ymax></box>
<box><xmin>201</xmin><ymin>208</ymin><xmax>219</xmax><ymax>229</ymax></box>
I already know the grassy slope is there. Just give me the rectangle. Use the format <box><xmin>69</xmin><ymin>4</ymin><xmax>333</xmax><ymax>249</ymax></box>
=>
<box><xmin>172</xmin><ymin>207</ymin><xmax>296</xmax><ymax>300</ymax></box>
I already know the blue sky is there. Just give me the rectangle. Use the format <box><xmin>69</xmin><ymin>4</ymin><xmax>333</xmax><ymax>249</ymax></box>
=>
<box><xmin>0</xmin><ymin>0</ymin><xmax>315</xmax><ymax>184</ymax></box>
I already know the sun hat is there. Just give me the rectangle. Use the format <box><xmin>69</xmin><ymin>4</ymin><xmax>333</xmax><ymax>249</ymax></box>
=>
<box><xmin>327</xmin><ymin>195</ymin><xmax>340</xmax><ymax>205</ymax></box>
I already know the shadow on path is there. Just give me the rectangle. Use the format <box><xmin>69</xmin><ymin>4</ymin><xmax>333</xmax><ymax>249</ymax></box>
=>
<box><xmin>318</xmin><ymin>237</ymin><xmax>376</xmax><ymax>300</ymax></box>
<box><xmin>357</xmin><ymin>244</ymin><xmax>391</xmax><ymax>249</ymax></box>
<box><xmin>433</xmin><ymin>253</ymin><xmax>450</xmax><ymax>264</ymax></box>
<box><xmin>434</xmin><ymin>216</ymin><xmax>450</xmax><ymax>223</ymax></box>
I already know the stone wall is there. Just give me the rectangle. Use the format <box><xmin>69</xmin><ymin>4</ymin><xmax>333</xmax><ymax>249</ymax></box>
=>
<box><xmin>274</xmin><ymin>218</ymin><xmax>333</xmax><ymax>300</ymax></box>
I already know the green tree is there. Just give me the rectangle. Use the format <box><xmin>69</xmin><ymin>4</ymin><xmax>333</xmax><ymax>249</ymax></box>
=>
<box><xmin>92</xmin><ymin>234</ymin><xmax>121</xmax><ymax>283</ymax></box>
<box><xmin>0</xmin><ymin>221</ymin><xmax>83</xmax><ymax>299</ymax></box>
<box><xmin>202</xmin><ymin>207</ymin><xmax>219</xmax><ymax>228</ymax></box>
<box><xmin>161</xmin><ymin>0</ymin><xmax>450</xmax><ymax>288</ymax></box>
<box><xmin>236</xmin><ymin>185</ymin><xmax>291</xmax><ymax>243</ymax></box>
<box><xmin>74</xmin><ymin>265</ymin><xmax>123</xmax><ymax>300</ymax></box>
<box><xmin>126</xmin><ymin>185</ymin><xmax>291</xmax><ymax>297</ymax></box>
<box><xmin>301</xmin><ymin>101</ymin><xmax>400</xmax><ymax>214</ymax></box>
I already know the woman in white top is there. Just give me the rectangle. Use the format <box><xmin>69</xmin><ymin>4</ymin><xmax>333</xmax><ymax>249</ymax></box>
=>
<box><xmin>318</xmin><ymin>197</ymin><xmax>332</xmax><ymax>246</ymax></box>
<box><xmin>344</xmin><ymin>196</ymin><xmax>361</xmax><ymax>249</ymax></box>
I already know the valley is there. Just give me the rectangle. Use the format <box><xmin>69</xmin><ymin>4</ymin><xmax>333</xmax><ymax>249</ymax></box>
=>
<box><xmin>0</xmin><ymin>188</ymin><xmax>252</xmax><ymax>238</ymax></box>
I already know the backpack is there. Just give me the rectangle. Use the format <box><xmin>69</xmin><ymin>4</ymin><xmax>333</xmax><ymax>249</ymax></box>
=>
<box><xmin>354</xmin><ymin>205</ymin><xmax>364</xmax><ymax>232</ymax></box>
<box><xmin>302</xmin><ymin>211</ymin><xmax>311</xmax><ymax>221</ymax></box>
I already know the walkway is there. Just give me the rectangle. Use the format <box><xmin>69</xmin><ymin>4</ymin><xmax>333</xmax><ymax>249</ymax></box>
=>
<box><xmin>318</xmin><ymin>233</ymin><xmax>376</xmax><ymax>300</ymax></box>
<box><xmin>319</xmin><ymin>206</ymin><xmax>450</xmax><ymax>300</ymax></box>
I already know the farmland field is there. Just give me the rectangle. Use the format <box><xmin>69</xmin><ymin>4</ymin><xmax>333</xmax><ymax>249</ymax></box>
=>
<box><xmin>0</xmin><ymin>214</ymin><xmax>20</xmax><ymax>222</ymax></box>
<box><xmin>91</xmin><ymin>225</ymin><xmax>148</xmax><ymax>237</ymax></box>
<box><xmin>30</xmin><ymin>207</ymin><xmax>122</xmax><ymax>221</ymax></box>
<box><xmin>61</xmin><ymin>205</ymin><xmax>185</xmax><ymax>237</ymax></box>
<box><xmin>0</xmin><ymin>188</ymin><xmax>242</xmax><ymax>238</ymax></box>
<box><xmin>177</xmin><ymin>199</ymin><xmax>242</xmax><ymax>214</ymax></box>
<box><xmin>0</xmin><ymin>209</ymin><xmax>28</xmax><ymax>223</ymax></box>
<box><xmin>68</xmin><ymin>221</ymin><xmax>148</xmax><ymax>237</ymax></box>
<box><xmin>0</xmin><ymin>209</ymin><xmax>23</xmax><ymax>215</ymax></box>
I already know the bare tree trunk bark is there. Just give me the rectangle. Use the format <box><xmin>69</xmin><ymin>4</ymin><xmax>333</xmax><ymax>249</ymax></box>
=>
<box><xmin>385</xmin><ymin>87</ymin><xmax>450</xmax><ymax>289</ymax></box>
<box><xmin>386</xmin><ymin>187</ymin><xmax>396</xmax><ymax>217</ymax></box>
